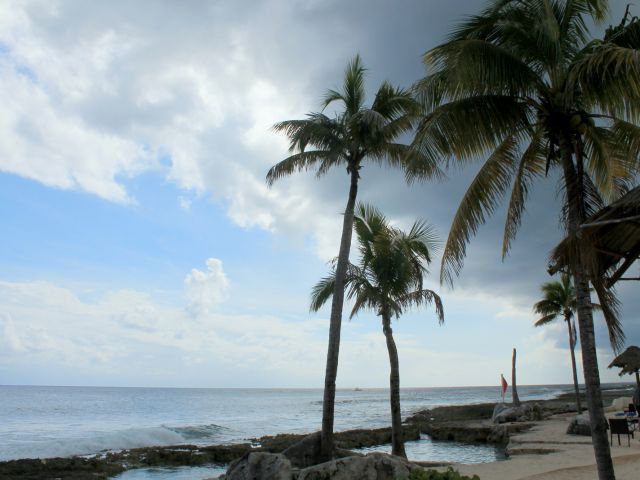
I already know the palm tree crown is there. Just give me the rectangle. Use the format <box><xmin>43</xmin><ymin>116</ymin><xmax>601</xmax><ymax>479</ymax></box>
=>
<box><xmin>411</xmin><ymin>0</ymin><xmax>639</xmax><ymax>287</ymax></box>
<box><xmin>533</xmin><ymin>274</ymin><xmax>577</xmax><ymax>330</ymax></box>
<box><xmin>267</xmin><ymin>55</ymin><xmax>440</xmax><ymax>186</ymax></box>
<box><xmin>311</xmin><ymin>204</ymin><xmax>444</xmax><ymax>322</ymax></box>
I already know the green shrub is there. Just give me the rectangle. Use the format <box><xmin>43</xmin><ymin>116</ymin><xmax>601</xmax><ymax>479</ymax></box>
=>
<box><xmin>401</xmin><ymin>467</ymin><xmax>481</xmax><ymax>480</ymax></box>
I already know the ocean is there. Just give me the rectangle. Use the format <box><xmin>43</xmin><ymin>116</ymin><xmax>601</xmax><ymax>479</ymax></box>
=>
<box><xmin>0</xmin><ymin>384</ymin><xmax>572</xmax><ymax>478</ymax></box>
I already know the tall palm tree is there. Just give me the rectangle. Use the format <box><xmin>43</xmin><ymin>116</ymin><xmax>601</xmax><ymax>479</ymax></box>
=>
<box><xmin>410</xmin><ymin>2</ymin><xmax>640</xmax><ymax>478</ymax></box>
<box><xmin>533</xmin><ymin>274</ymin><xmax>582</xmax><ymax>412</ymax></box>
<box><xmin>310</xmin><ymin>204</ymin><xmax>444</xmax><ymax>458</ymax></box>
<box><xmin>267</xmin><ymin>56</ymin><xmax>441</xmax><ymax>459</ymax></box>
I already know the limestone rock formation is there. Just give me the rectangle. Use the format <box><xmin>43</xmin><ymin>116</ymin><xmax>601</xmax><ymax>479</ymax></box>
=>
<box><xmin>492</xmin><ymin>403</ymin><xmax>544</xmax><ymax>424</ymax></box>
<box><xmin>297</xmin><ymin>452</ymin><xmax>415</xmax><ymax>480</ymax></box>
<box><xmin>566</xmin><ymin>413</ymin><xmax>591</xmax><ymax>436</ymax></box>
<box><xmin>225</xmin><ymin>452</ymin><xmax>292</xmax><ymax>480</ymax></box>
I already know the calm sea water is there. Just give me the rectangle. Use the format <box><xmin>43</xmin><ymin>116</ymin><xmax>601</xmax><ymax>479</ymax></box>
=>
<box><xmin>0</xmin><ymin>384</ymin><xmax>570</xmax><ymax>468</ymax></box>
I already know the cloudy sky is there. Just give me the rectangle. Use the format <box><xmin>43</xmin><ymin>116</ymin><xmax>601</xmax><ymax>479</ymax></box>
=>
<box><xmin>0</xmin><ymin>0</ymin><xmax>637</xmax><ymax>389</ymax></box>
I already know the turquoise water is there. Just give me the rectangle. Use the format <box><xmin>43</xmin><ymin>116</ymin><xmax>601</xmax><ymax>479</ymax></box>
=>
<box><xmin>113</xmin><ymin>466</ymin><xmax>228</xmax><ymax>480</ymax></box>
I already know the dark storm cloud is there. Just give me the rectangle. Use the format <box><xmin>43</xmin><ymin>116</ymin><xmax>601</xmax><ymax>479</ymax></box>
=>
<box><xmin>287</xmin><ymin>0</ymin><xmax>638</xmax><ymax>351</ymax></box>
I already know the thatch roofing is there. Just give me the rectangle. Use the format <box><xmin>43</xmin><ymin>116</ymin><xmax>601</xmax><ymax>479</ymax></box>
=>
<box><xmin>549</xmin><ymin>186</ymin><xmax>640</xmax><ymax>287</ymax></box>
<box><xmin>608</xmin><ymin>346</ymin><xmax>640</xmax><ymax>376</ymax></box>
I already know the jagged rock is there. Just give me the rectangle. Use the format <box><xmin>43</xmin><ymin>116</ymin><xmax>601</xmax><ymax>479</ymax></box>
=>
<box><xmin>492</xmin><ymin>403</ymin><xmax>544</xmax><ymax>423</ymax></box>
<box><xmin>426</xmin><ymin>423</ymin><xmax>494</xmax><ymax>443</ymax></box>
<box><xmin>0</xmin><ymin>457</ymin><xmax>125</xmax><ymax>480</ymax></box>
<box><xmin>487</xmin><ymin>425</ymin><xmax>509</xmax><ymax>444</ymax></box>
<box><xmin>492</xmin><ymin>403</ymin><xmax>510</xmax><ymax>421</ymax></box>
<box><xmin>225</xmin><ymin>452</ymin><xmax>292</xmax><ymax>480</ymax></box>
<box><xmin>297</xmin><ymin>452</ymin><xmax>416</xmax><ymax>480</ymax></box>
<box><xmin>282</xmin><ymin>432</ymin><xmax>322</xmax><ymax>469</ymax></box>
<box><xmin>258</xmin><ymin>434</ymin><xmax>306</xmax><ymax>452</ymax></box>
<box><xmin>566</xmin><ymin>413</ymin><xmax>591</xmax><ymax>436</ymax></box>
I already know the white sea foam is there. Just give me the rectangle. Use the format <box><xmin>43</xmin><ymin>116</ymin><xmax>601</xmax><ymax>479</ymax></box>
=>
<box><xmin>1</xmin><ymin>426</ymin><xmax>198</xmax><ymax>461</ymax></box>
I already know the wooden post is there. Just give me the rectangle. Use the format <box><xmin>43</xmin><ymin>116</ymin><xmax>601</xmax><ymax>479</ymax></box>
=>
<box><xmin>512</xmin><ymin>348</ymin><xmax>521</xmax><ymax>406</ymax></box>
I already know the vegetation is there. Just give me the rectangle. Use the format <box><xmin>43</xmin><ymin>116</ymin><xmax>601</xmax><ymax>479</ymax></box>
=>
<box><xmin>533</xmin><ymin>274</ymin><xmax>582</xmax><ymax>412</ymax></box>
<box><xmin>311</xmin><ymin>203</ymin><xmax>444</xmax><ymax>458</ymax></box>
<box><xmin>267</xmin><ymin>55</ymin><xmax>441</xmax><ymax>459</ymax></box>
<box><xmin>402</xmin><ymin>467</ymin><xmax>480</xmax><ymax>480</ymax></box>
<box><xmin>410</xmin><ymin>1</ymin><xmax>640</xmax><ymax>478</ymax></box>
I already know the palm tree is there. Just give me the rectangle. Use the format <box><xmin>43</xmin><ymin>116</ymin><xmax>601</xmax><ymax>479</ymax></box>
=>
<box><xmin>533</xmin><ymin>274</ymin><xmax>582</xmax><ymax>412</ymax></box>
<box><xmin>310</xmin><ymin>204</ymin><xmax>444</xmax><ymax>458</ymax></box>
<box><xmin>410</xmin><ymin>2</ymin><xmax>640</xmax><ymax>478</ymax></box>
<box><xmin>267</xmin><ymin>55</ymin><xmax>441</xmax><ymax>459</ymax></box>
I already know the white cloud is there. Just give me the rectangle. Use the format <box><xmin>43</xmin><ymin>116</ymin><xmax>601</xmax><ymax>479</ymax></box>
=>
<box><xmin>0</xmin><ymin>1</ymin><xmax>333</xmax><ymax>239</ymax></box>
<box><xmin>184</xmin><ymin>258</ymin><xmax>229</xmax><ymax>317</ymax></box>
<box><xmin>184</xmin><ymin>258</ymin><xmax>230</xmax><ymax>317</ymax></box>
<box><xmin>0</xmin><ymin>57</ymin><xmax>153</xmax><ymax>203</ymax></box>
<box><xmin>0</xmin><ymin>0</ymin><xmax>372</xmax><ymax>263</ymax></box>
<box><xmin>0</xmin><ymin>278</ymin><xmax>330</xmax><ymax>386</ymax></box>
<box><xmin>0</xmin><ymin>275</ymin><xmax>627</xmax><ymax>388</ymax></box>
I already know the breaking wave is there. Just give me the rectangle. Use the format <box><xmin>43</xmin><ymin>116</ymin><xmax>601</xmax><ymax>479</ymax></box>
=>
<box><xmin>0</xmin><ymin>423</ymin><xmax>228</xmax><ymax>461</ymax></box>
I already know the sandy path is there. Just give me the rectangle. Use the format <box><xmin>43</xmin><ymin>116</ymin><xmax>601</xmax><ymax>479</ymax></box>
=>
<box><xmin>445</xmin><ymin>414</ymin><xmax>640</xmax><ymax>480</ymax></box>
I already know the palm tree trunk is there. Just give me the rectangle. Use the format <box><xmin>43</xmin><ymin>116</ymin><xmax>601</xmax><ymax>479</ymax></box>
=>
<box><xmin>511</xmin><ymin>348</ymin><xmax>520</xmax><ymax>407</ymax></box>
<box><xmin>382</xmin><ymin>313</ymin><xmax>407</xmax><ymax>459</ymax></box>
<box><xmin>566</xmin><ymin>317</ymin><xmax>582</xmax><ymax>413</ymax></box>
<box><xmin>560</xmin><ymin>137</ymin><xmax>615</xmax><ymax>480</ymax></box>
<box><xmin>574</xmin><ymin>265</ymin><xmax>613</xmax><ymax>479</ymax></box>
<box><xmin>320</xmin><ymin>165</ymin><xmax>359</xmax><ymax>460</ymax></box>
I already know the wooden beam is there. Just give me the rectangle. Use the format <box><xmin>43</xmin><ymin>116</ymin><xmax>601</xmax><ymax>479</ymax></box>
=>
<box><xmin>580</xmin><ymin>214</ymin><xmax>640</xmax><ymax>229</ymax></box>
<box><xmin>606</xmin><ymin>246</ymin><xmax>640</xmax><ymax>288</ymax></box>
<box><xmin>595</xmin><ymin>247</ymin><xmax>625</xmax><ymax>258</ymax></box>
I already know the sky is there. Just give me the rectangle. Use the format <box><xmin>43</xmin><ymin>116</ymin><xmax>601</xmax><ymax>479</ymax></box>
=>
<box><xmin>0</xmin><ymin>0</ymin><xmax>637</xmax><ymax>389</ymax></box>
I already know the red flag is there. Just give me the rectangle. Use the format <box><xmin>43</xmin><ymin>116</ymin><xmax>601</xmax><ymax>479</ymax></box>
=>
<box><xmin>500</xmin><ymin>374</ymin><xmax>508</xmax><ymax>400</ymax></box>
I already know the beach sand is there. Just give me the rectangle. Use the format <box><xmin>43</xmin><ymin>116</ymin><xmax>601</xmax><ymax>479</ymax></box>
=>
<box><xmin>446</xmin><ymin>413</ymin><xmax>640</xmax><ymax>480</ymax></box>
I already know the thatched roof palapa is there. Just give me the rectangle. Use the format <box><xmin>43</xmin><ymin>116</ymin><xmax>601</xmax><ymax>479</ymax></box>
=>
<box><xmin>549</xmin><ymin>186</ymin><xmax>640</xmax><ymax>287</ymax></box>
<box><xmin>608</xmin><ymin>346</ymin><xmax>640</xmax><ymax>387</ymax></box>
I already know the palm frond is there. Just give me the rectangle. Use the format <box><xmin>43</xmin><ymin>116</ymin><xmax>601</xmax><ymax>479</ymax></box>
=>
<box><xmin>446</xmin><ymin>0</ymin><xmax>525</xmax><ymax>42</ymax></box>
<box><xmin>569</xmin><ymin>43</ymin><xmax>640</xmax><ymax>121</ymax></box>
<box><xmin>581</xmin><ymin>125</ymin><xmax>620</xmax><ymax>199</ymax></box>
<box><xmin>310</xmin><ymin>273</ymin><xmax>336</xmax><ymax>312</ymax></box>
<box><xmin>411</xmin><ymin>95</ymin><xmax>531</xmax><ymax>172</ymax></box>
<box><xmin>604</xmin><ymin>7</ymin><xmax>640</xmax><ymax>47</ymax></box>
<box><xmin>272</xmin><ymin>114</ymin><xmax>345</xmax><ymax>156</ymax></box>
<box><xmin>342</xmin><ymin>54</ymin><xmax>366</xmax><ymax>117</ymax></box>
<box><xmin>591</xmin><ymin>278</ymin><xmax>625</xmax><ymax>352</ymax></box>
<box><xmin>266</xmin><ymin>150</ymin><xmax>341</xmax><ymax>186</ymax></box>
<box><xmin>440</xmin><ymin>134</ymin><xmax>521</xmax><ymax>286</ymax></box>
<box><xmin>534</xmin><ymin>313</ymin><xmax>558</xmax><ymax>326</ymax></box>
<box><xmin>502</xmin><ymin>129</ymin><xmax>546</xmax><ymax>257</ymax></box>
<box><xmin>533</xmin><ymin>298</ymin><xmax>561</xmax><ymax>316</ymax></box>
<box><xmin>397</xmin><ymin>289</ymin><xmax>444</xmax><ymax>324</ymax></box>
<box><xmin>322</xmin><ymin>88</ymin><xmax>345</xmax><ymax>110</ymax></box>
<box><xmin>423</xmin><ymin>39</ymin><xmax>541</xmax><ymax>101</ymax></box>
<box><xmin>371</xmin><ymin>82</ymin><xmax>419</xmax><ymax>119</ymax></box>
<box><xmin>610</xmin><ymin>119</ymin><xmax>640</xmax><ymax>174</ymax></box>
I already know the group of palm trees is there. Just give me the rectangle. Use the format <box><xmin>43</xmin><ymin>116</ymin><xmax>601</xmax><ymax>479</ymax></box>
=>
<box><xmin>267</xmin><ymin>2</ymin><xmax>640</xmax><ymax>480</ymax></box>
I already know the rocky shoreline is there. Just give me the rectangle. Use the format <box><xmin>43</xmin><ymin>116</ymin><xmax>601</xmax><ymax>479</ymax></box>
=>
<box><xmin>0</xmin><ymin>386</ymin><xmax>632</xmax><ymax>479</ymax></box>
